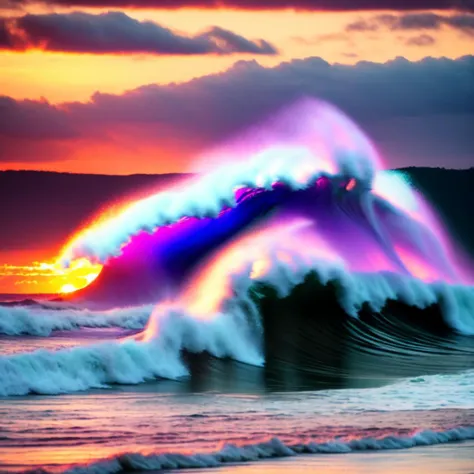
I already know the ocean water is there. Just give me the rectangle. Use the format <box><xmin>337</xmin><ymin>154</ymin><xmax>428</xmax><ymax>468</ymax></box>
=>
<box><xmin>1</xmin><ymin>314</ymin><xmax>474</xmax><ymax>473</ymax></box>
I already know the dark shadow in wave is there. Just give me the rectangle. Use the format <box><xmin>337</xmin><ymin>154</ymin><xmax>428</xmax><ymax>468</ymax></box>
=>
<box><xmin>173</xmin><ymin>274</ymin><xmax>474</xmax><ymax>394</ymax></box>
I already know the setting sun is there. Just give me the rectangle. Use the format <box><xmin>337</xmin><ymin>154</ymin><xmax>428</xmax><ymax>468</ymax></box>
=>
<box><xmin>0</xmin><ymin>256</ymin><xmax>103</xmax><ymax>295</ymax></box>
<box><xmin>60</xmin><ymin>283</ymin><xmax>77</xmax><ymax>294</ymax></box>
<box><xmin>55</xmin><ymin>258</ymin><xmax>102</xmax><ymax>294</ymax></box>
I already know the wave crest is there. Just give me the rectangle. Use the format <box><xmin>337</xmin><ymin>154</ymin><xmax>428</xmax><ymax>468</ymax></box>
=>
<box><xmin>32</xmin><ymin>426</ymin><xmax>474</xmax><ymax>474</ymax></box>
<box><xmin>0</xmin><ymin>305</ymin><xmax>151</xmax><ymax>337</ymax></box>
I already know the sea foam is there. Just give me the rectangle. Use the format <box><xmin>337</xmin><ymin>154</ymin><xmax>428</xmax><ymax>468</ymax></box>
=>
<box><xmin>49</xmin><ymin>426</ymin><xmax>474</xmax><ymax>473</ymax></box>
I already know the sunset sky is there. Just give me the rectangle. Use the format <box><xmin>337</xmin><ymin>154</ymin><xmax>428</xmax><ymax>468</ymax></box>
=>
<box><xmin>1</xmin><ymin>0</ymin><xmax>474</xmax><ymax>293</ymax></box>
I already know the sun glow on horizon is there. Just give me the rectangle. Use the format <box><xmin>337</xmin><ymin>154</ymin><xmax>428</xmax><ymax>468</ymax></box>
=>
<box><xmin>54</xmin><ymin>257</ymin><xmax>103</xmax><ymax>294</ymax></box>
<box><xmin>60</xmin><ymin>283</ymin><xmax>77</xmax><ymax>294</ymax></box>
<box><xmin>0</xmin><ymin>256</ymin><xmax>103</xmax><ymax>295</ymax></box>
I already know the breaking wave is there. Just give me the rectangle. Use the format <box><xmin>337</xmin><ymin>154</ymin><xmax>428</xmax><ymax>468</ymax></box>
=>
<box><xmin>2</xmin><ymin>98</ymin><xmax>474</xmax><ymax>397</ymax></box>
<box><xmin>25</xmin><ymin>426</ymin><xmax>474</xmax><ymax>473</ymax></box>
<box><xmin>0</xmin><ymin>305</ymin><xmax>151</xmax><ymax>337</ymax></box>
<box><xmin>2</xmin><ymin>266</ymin><xmax>474</xmax><ymax>396</ymax></box>
<box><xmin>59</xmin><ymin>100</ymin><xmax>473</xmax><ymax>323</ymax></box>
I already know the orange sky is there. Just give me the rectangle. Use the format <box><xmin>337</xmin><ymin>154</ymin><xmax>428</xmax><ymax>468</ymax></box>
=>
<box><xmin>1</xmin><ymin>9</ymin><xmax>473</xmax><ymax>103</ymax></box>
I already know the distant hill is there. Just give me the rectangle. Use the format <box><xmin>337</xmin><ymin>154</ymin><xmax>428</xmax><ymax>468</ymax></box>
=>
<box><xmin>1</xmin><ymin>168</ymin><xmax>473</xmax><ymax>257</ymax></box>
<box><xmin>0</xmin><ymin>171</ymin><xmax>190</xmax><ymax>253</ymax></box>
<box><xmin>398</xmin><ymin>167</ymin><xmax>474</xmax><ymax>257</ymax></box>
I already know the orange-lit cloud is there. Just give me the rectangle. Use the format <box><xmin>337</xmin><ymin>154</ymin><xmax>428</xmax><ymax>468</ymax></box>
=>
<box><xmin>1</xmin><ymin>55</ymin><xmax>473</xmax><ymax>175</ymax></box>
<box><xmin>405</xmin><ymin>34</ymin><xmax>436</xmax><ymax>46</ymax></box>
<box><xmin>1</xmin><ymin>8</ymin><xmax>473</xmax><ymax>104</ymax></box>
<box><xmin>345</xmin><ymin>12</ymin><xmax>474</xmax><ymax>35</ymax></box>
<box><xmin>0</xmin><ymin>11</ymin><xmax>277</xmax><ymax>55</ymax></box>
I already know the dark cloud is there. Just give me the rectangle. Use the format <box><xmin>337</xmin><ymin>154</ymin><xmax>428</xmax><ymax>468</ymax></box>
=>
<box><xmin>446</xmin><ymin>12</ymin><xmax>474</xmax><ymax>32</ymax></box>
<box><xmin>67</xmin><ymin>56</ymin><xmax>474</xmax><ymax>130</ymax></box>
<box><xmin>0</xmin><ymin>96</ymin><xmax>80</xmax><ymax>163</ymax></box>
<box><xmin>0</xmin><ymin>11</ymin><xmax>278</xmax><ymax>55</ymax></box>
<box><xmin>380</xmin><ymin>12</ymin><xmax>445</xmax><ymax>29</ymax></box>
<box><xmin>7</xmin><ymin>0</ymin><xmax>474</xmax><ymax>11</ymax></box>
<box><xmin>0</xmin><ymin>19</ymin><xmax>11</xmax><ymax>48</ymax></box>
<box><xmin>346</xmin><ymin>12</ymin><xmax>474</xmax><ymax>35</ymax></box>
<box><xmin>0</xmin><ymin>96</ymin><xmax>78</xmax><ymax>140</ymax></box>
<box><xmin>346</xmin><ymin>19</ymin><xmax>380</xmax><ymax>32</ymax></box>
<box><xmin>406</xmin><ymin>33</ymin><xmax>437</xmax><ymax>45</ymax></box>
<box><xmin>1</xmin><ymin>55</ymin><xmax>473</xmax><ymax>168</ymax></box>
<box><xmin>199</xmin><ymin>26</ymin><xmax>276</xmax><ymax>55</ymax></box>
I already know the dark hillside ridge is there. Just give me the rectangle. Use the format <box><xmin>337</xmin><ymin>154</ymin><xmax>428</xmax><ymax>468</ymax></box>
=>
<box><xmin>0</xmin><ymin>171</ymin><xmax>190</xmax><ymax>252</ymax></box>
<box><xmin>398</xmin><ymin>167</ymin><xmax>474</xmax><ymax>256</ymax></box>
<box><xmin>1</xmin><ymin>168</ymin><xmax>473</xmax><ymax>256</ymax></box>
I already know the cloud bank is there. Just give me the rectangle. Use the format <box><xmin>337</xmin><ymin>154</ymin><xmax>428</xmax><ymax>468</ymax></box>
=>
<box><xmin>346</xmin><ymin>12</ymin><xmax>474</xmax><ymax>35</ymax></box>
<box><xmin>0</xmin><ymin>11</ymin><xmax>277</xmax><ymax>55</ymax></box>
<box><xmin>1</xmin><ymin>55</ymin><xmax>473</xmax><ymax>169</ymax></box>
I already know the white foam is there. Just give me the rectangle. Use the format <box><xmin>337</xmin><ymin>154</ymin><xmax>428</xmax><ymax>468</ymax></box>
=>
<box><xmin>0</xmin><ymin>309</ymin><xmax>262</xmax><ymax>396</ymax></box>
<box><xmin>2</xmin><ymin>250</ymin><xmax>474</xmax><ymax>396</ymax></box>
<box><xmin>62</xmin><ymin>100</ymin><xmax>380</xmax><ymax>264</ymax></box>
<box><xmin>2</xmin><ymin>263</ymin><xmax>474</xmax><ymax>396</ymax></box>
<box><xmin>0</xmin><ymin>305</ymin><xmax>153</xmax><ymax>336</ymax></box>
<box><xmin>190</xmin><ymin>241</ymin><xmax>474</xmax><ymax>336</ymax></box>
<box><xmin>58</xmin><ymin>426</ymin><xmax>474</xmax><ymax>473</ymax></box>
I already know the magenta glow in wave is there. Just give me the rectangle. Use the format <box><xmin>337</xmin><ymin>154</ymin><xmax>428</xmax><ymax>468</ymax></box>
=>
<box><xmin>58</xmin><ymin>99</ymin><xmax>470</xmax><ymax>311</ymax></box>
